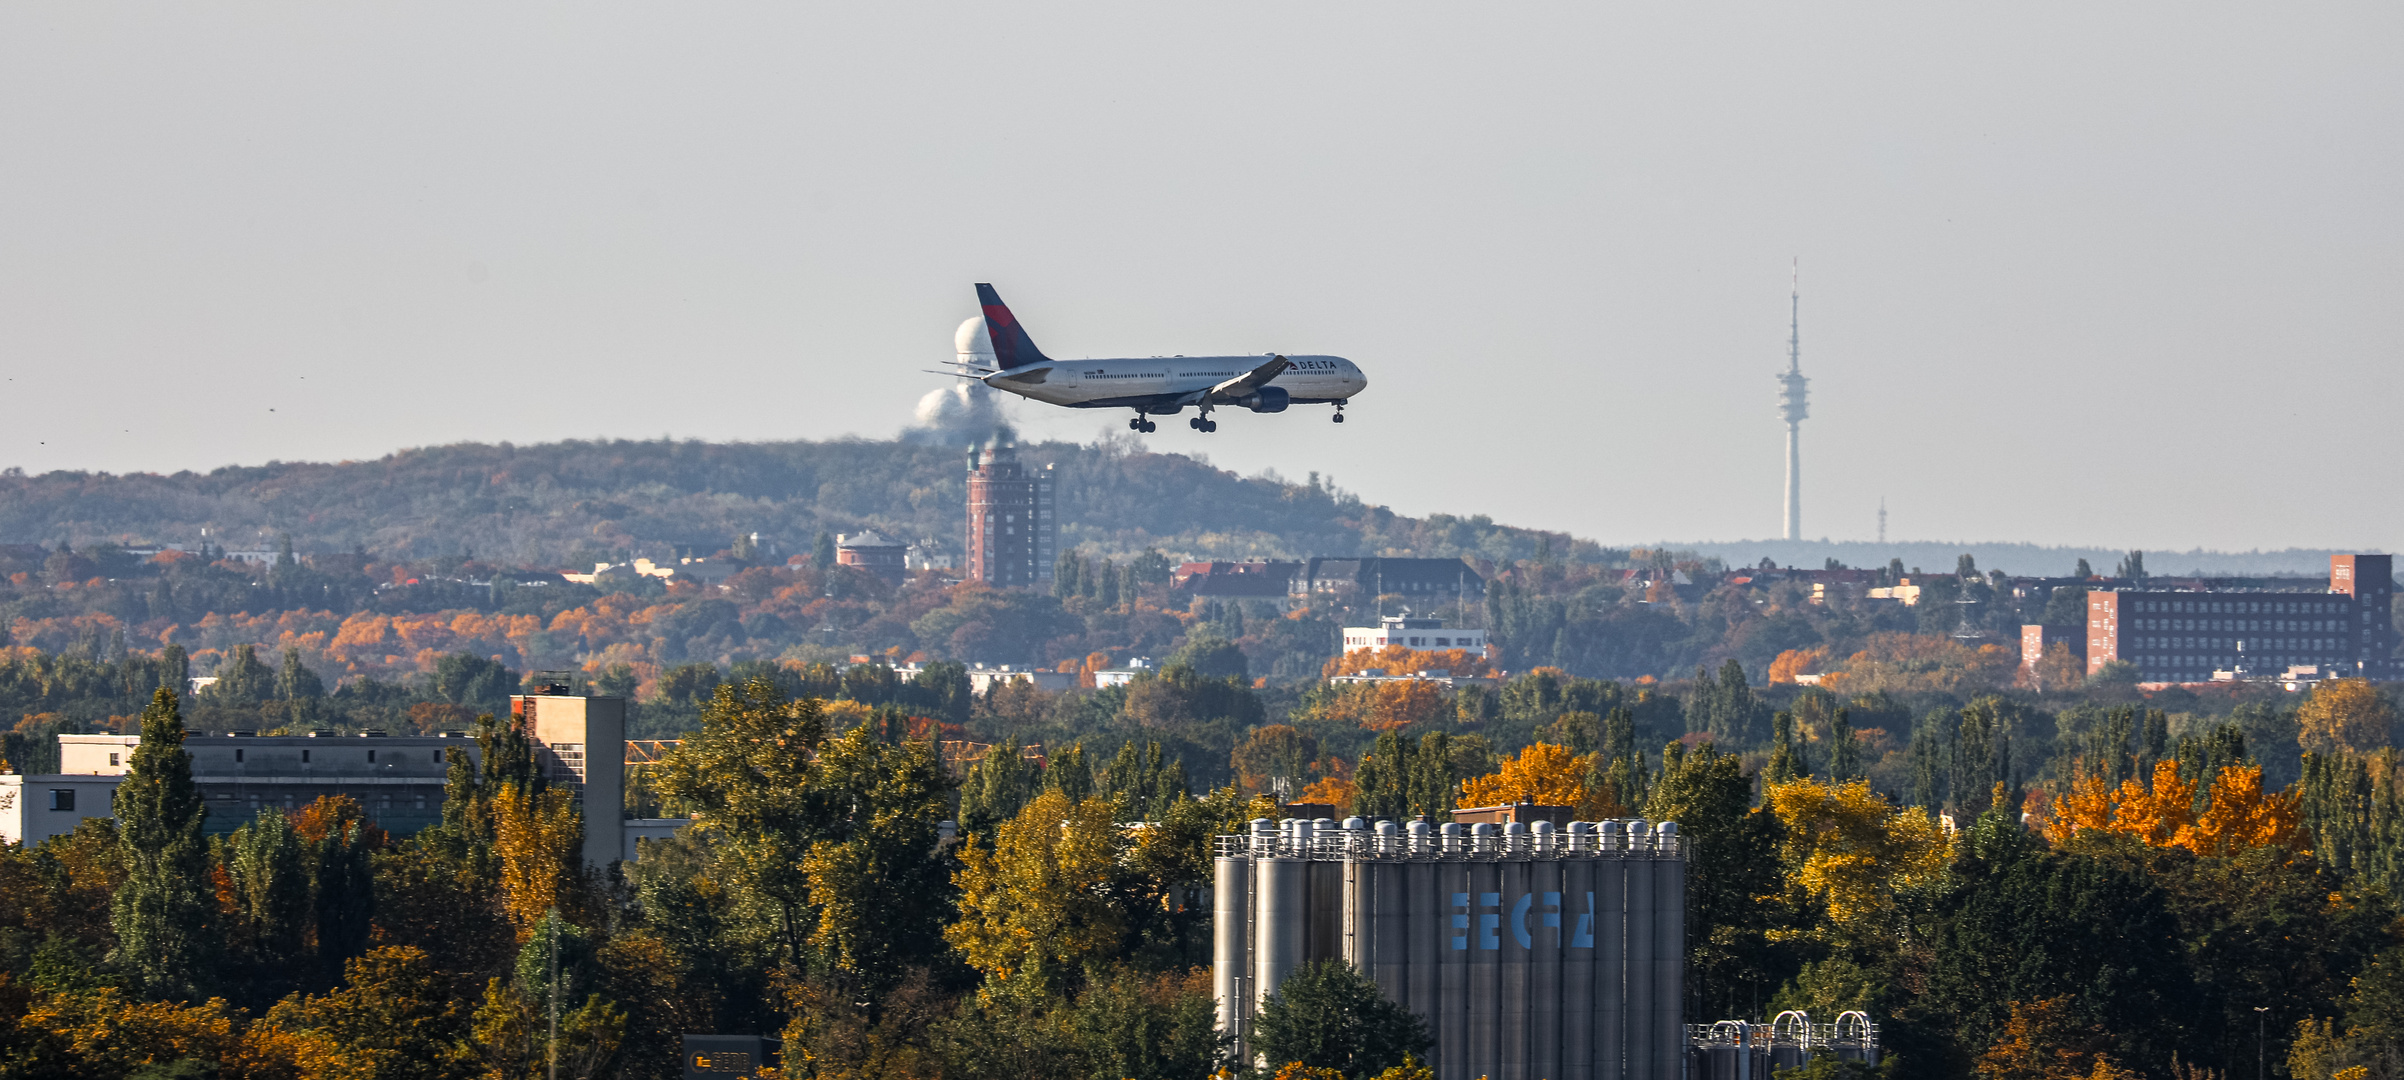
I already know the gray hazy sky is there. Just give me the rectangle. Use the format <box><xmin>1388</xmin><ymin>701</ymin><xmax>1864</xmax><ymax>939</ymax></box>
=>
<box><xmin>3</xmin><ymin>5</ymin><xmax>2398</xmax><ymax>553</ymax></box>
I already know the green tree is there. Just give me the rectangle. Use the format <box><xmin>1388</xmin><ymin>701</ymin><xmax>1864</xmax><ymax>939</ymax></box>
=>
<box><xmin>961</xmin><ymin>739</ymin><xmax>1044</xmax><ymax>838</ymax></box>
<box><xmin>1252</xmin><ymin>958</ymin><xmax>1432</xmax><ymax>1076</ymax></box>
<box><xmin>110</xmin><ymin>688</ymin><xmax>215</xmax><ymax>999</ymax></box>
<box><xmin>1168</xmin><ymin>630</ymin><xmax>1248</xmax><ymax>680</ymax></box>
<box><xmin>1921</xmin><ymin>809</ymin><xmax>2192</xmax><ymax>1077</ymax></box>
<box><xmin>1097</xmin><ymin>740</ymin><xmax>1189</xmax><ymax>821</ymax></box>
<box><xmin>275</xmin><ymin>647</ymin><xmax>325</xmax><ymax>701</ymax></box>
<box><xmin>225</xmin><ymin>808</ymin><xmax>311</xmax><ymax>1003</ymax></box>
<box><xmin>1352</xmin><ymin>730</ymin><xmax>1417</xmax><ymax>820</ymax></box>
<box><xmin>1585</xmin><ymin>707</ymin><xmax>1649</xmax><ymax>816</ymax></box>
<box><xmin>1828</xmin><ymin>707</ymin><xmax>1862</xmax><ymax>783</ymax></box>
<box><xmin>1043</xmin><ymin>742</ymin><xmax>1095</xmax><ymax>803</ymax></box>
<box><xmin>2042</xmin><ymin>586</ymin><xmax>2089</xmax><ymax>628</ymax></box>
<box><xmin>1053</xmin><ymin>550</ymin><xmax>1081</xmax><ymax>599</ymax></box>
<box><xmin>1648</xmin><ymin>741</ymin><xmax>1783</xmax><ymax>1022</ymax></box>
<box><xmin>432</xmin><ymin>653</ymin><xmax>514</xmax><ymax>710</ymax></box>
<box><xmin>209</xmin><ymin>644</ymin><xmax>272</xmax><ymax>705</ymax></box>
<box><xmin>1768</xmin><ymin>711</ymin><xmax>1808</xmax><ymax>783</ymax></box>
<box><xmin>1068</xmin><ymin>968</ymin><xmax>1229</xmax><ymax>1080</ymax></box>
<box><xmin>593</xmin><ymin>662</ymin><xmax>638</xmax><ymax>701</ymax></box>
<box><xmin>1686</xmin><ymin>660</ymin><xmax>1757</xmax><ymax>744</ymax></box>
<box><xmin>653</xmin><ymin>679</ymin><xmax>825</xmax><ymax>965</ymax></box>
<box><xmin>655</xmin><ymin>662</ymin><xmax>723</xmax><ymax>712</ymax></box>
<box><xmin>796</xmin><ymin>723</ymin><xmax>957</xmax><ymax>996</ymax></box>
<box><xmin>813</xmin><ymin>530</ymin><xmax>837</xmax><ymax>574</ymax></box>
<box><xmin>157</xmin><ymin>644</ymin><xmax>189</xmax><ymax>696</ymax></box>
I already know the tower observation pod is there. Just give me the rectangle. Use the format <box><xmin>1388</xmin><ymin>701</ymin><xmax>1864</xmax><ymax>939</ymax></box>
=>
<box><xmin>1778</xmin><ymin>263</ymin><xmax>1809</xmax><ymax>542</ymax></box>
<box><xmin>1212</xmin><ymin>815</ymin><xmax>1687</xmax><ymax>1080</ymax></box>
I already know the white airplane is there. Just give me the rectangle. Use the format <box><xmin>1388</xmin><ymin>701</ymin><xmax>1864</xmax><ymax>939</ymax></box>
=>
<box><xmin>940</xmin><ymin>284</ymin><xmax>1366</xmax><ymax>433</ymax></box>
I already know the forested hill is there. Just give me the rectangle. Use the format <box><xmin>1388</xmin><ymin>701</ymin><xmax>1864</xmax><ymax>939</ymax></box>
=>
<box><xmin>0</xmin><ymin>437</ymin><xmax>1601</xmax><ymax>568</ymax></box>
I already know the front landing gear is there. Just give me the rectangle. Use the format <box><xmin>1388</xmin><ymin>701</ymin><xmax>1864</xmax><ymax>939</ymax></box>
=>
<box><xmin>1332</xmin><ymin>401</ymin><xmax>1348</xmax><ymax>423</ymax></box>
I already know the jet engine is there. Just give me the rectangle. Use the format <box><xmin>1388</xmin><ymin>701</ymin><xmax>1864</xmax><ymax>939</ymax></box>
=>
<box><xmin>1235</xmin><ymin>387</ymin><xmax>1289</xmax><ymax>413</ymax></box>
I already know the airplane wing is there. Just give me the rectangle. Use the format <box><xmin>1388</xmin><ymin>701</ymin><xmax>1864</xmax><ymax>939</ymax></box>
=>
<box><xmin>1206</xmin><ymin>356</ymin><xmax>1290</xmax><ymax>402</ymax></box>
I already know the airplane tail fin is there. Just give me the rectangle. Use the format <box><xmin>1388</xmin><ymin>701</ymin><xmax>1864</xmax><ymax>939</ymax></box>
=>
<box><xmin>975</xmin><ymin>284</ymin><xmax>1053</xmax><ymax>369</ymax></box>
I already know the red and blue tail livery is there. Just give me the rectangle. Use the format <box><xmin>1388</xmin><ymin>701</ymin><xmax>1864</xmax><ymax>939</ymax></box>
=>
<box><xmin>975</xmin><ymin>283</ymin><xmax>1053</xmax><ymax>370</ymax></box>
<box><xmin>943</xmin><ymin>284</ymin><xmax>1365</xmax><ymax>434</ymax></box>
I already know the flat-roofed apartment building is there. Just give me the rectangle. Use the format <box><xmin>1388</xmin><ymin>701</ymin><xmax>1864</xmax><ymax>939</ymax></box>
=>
<box><xmin>2086</xmin><ymin>554</ymin><xmax>2394</xmax><ymax>683</ymax></box>
<box><xmin>6</xmin><ymin>688</ymin><xmax>625</xmax><ymax>866</ymax></box>
<box><xmin>46</xmin><ymin>731</ymin><xmax>471</xmax><ymax>839</ymax></box>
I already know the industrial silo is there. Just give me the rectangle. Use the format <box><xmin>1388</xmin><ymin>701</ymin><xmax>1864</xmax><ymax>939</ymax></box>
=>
<box><xmin>1213</xmin><ymin>814</ymin><xmax>1687</xmax><ymax>1080</ymax></box>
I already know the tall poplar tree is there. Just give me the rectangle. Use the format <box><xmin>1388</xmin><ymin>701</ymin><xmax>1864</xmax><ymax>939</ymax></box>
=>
<box><xmin>1828</xmin><ymin>706</ymin><xmax>1862</xmax><ymax>783</ymax></box>
<box><xmin>111</xmin><ymin>688</ymin><xmax>214</xmax><ymax>999</ymax></box>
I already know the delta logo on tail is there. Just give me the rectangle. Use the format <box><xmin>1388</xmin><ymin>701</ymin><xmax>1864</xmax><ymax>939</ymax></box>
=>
<box><xmin>935</xmin><ymin>284</ymin><xmax>1365</xmax><ymax>434</ymax></box>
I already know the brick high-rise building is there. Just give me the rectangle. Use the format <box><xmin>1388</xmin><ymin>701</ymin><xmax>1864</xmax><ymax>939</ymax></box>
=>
<box><xmin>2085</xmin><ymin>553</ymin><xmax>2396</xmax><ymax>683</ymax></box>
<box><xmin>2331</xmin><ymin>553</ymin><xmax>2396</xmax><ymax>679</ymax></box>
<box><xmin>965</xmin><ymin>442</ymin><xmax>1055</xmax><ymax>587</ymax></box>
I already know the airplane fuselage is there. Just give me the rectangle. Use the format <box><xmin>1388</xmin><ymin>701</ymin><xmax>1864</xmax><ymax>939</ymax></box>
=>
<box><xmin>983</xmin><ymin>354</ymin><xmax>1365</xmax><ymax>414</ymax></box>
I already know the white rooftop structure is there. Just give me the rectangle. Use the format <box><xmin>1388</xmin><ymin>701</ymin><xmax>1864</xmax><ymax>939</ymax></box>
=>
<box><xmin>1341</xmin><ymin>613</ymin><xmax>1486</xmax><ymax>658</ymax></box>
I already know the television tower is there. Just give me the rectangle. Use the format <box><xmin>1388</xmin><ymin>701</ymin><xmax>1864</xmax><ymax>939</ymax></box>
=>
<box><xmin>1778</xmin><ymin>260</ymin><xmax>1810</xmax><ymax>541</ymax></box>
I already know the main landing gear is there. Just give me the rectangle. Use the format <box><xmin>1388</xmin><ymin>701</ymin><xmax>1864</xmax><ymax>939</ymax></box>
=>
<box><xmin>1126</xmin><ymin>415</ymin><xmax>1157</xmax><ymax>433</ymax></box>
<box><xmin>1188</xmin><ymin>416</ymin><xmax>1219</xmax><ymax>433</ymax></box>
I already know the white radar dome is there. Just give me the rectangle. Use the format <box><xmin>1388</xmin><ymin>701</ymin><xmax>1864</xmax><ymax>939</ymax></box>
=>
<box><xmin>954</xmin><ymin>317</ymin><xmax>995</xmax><ymax>362</ymax></box>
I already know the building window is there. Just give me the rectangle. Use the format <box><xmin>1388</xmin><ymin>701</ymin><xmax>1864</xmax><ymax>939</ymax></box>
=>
<box><xmin>108</xmin><ymin>753</ymin><xmax>119</xmax><ymax>767</ymax></box>
<box><xmin>368</xmin><ymin>750</ymin><xmax>377</xmax><ymax>763</ymax></box>
<box><xmin>48</xmin><ymin>790</ymin><xmax>74</xmax><ymax>812</ymax></box>
<box><xmin>235</xmin><ymin>748</ymin><xmax>245</xmax><ymax>763</ymax></box>
<box><xmin>302</xmin><ymin>750</ymin><xmax>311</xmax><ymax>764</ymax></box>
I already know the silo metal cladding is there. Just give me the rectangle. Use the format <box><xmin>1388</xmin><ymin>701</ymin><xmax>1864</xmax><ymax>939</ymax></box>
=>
<box><xmin>1213</xmin><ymin>815</ymin><xmax>1687</xmax><ymax>1080</ymax></box>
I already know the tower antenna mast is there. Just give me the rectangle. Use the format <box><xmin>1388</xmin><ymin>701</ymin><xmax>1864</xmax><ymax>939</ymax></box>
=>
<box><xmin>1778</xmin><ymin>259</ymin><xmax>1811</xmax><ymax>541</ymax></box>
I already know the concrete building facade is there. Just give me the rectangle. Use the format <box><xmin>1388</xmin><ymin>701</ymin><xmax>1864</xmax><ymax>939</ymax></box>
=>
<box><xmin>965</xmin><ymin>443</ymin><xmax>1056</xmax><ymax>588</ymax></box>
<box><xmin>0</xmin><ymin>773</ymin><xmax>133</xmax><ymax>846</ymax></box>
<box><xmin>49</xmin><ymin>731</ymin><xmax>470</xmax><ymax>838</ymax></box>
<box><xmin>511</xmin><ymin>691</ymin><xmax>626</xmax><ymax>869</ymax></box>
<box><xmin>9</xmin><ymin>690</ymin><xmax>627</xmax><ymax>867</ymax></box>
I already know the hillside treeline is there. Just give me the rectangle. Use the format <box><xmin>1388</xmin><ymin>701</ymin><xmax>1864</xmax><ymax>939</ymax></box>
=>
<box><xmin>0</xmin><ymin>437</ymin><xmax>1598</xmax><ymax>568</ymax></box>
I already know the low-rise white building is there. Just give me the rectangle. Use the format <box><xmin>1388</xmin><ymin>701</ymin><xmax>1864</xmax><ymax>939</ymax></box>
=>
<box><xmin>1093</xmin><ymin>658</ymin><xmax>1154</xmax><ymax>688</ymax></box>
<box><xmin>965</xmin><ymin>664</ymin><xmax>1078</xmax><ymax>694</ymax></box>
<box><xmin>1340</xmin><ymin>614</ymin><xmax>1487</xmax><ymax>658</ymax></box>
<box><xmin>0</xmin><ymin>773</ymin><xmax>125</xmax><ymax>847</ymax></box>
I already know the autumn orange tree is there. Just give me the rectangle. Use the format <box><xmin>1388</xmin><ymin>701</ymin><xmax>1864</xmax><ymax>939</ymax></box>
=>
<box><xmin>1300</xmin><ymin>680</ymin><xmax>1453</xmax><ymax>732</ymax></box>
<box><xmin>1322</xmin><ymin>644</ymin><xmax>1490</xmax><ymax>680</ymax></box>
<box><xmin>1458</xmin><ymin>742</ymin><xmax>1589</xmax><ymax>809</ymax></box>
<box><xmin>2045</xmin><ymin>759</ymin><xmax>2303</xmax><ymax>856</ymax></box>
